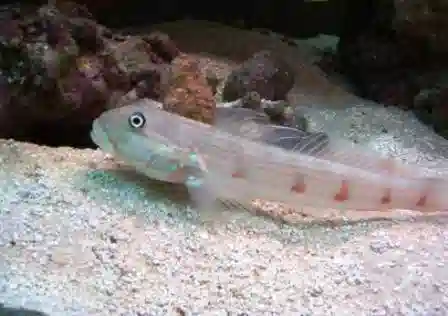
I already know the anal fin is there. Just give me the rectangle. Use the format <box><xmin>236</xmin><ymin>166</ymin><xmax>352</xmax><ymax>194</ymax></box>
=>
<box><xmin>184</xmin><ymin>172</ymin><xmax>239</xmax><ymax>226</ymax></box>
<box><xmin>185</xmin><ymin>175</ymin><xmax>268</xmax><ymax>227</ymax></box>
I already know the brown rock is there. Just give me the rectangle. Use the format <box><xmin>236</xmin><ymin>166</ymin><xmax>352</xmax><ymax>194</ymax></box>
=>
<box><xmin>58</xmin><ymin>55</ymin><xmax>109</xmax><ymax>119</ymax></box>
<box><xmin>143</xmin><ymin>31</ymin><xmax>181</xmax><ymax>63</ymax></box>
<box><xmin>133</xmin><ymin>63</ymin><xmax>172</xmax><ymax>101</ymax></box>
<box><xmin>394</xmin><ymin>0</ymin><xmax>448</xmax><ymax>53</ymax></box>
<box><xmin>0</xmin><ymin>2</ymin><xmax>182</xmax><ymax>147</ymax></box>
<box><xmin>53</xmin><ymin>0</ymin><xmax>94</xmax><ymax>19</ymax></box>
<box><xmin>222</xmin><ymin>50</ymin><xmax>295</xmax><ymax>102</ymax></box>
<box><xmin>103</xmin><ymin>36</ymin><xmax>174</xmax><ymax>101</ymax></box>
<box><xmin>106</xmin><ymin>36</ymin><xmax>162</xmax><ymax>78</ymax></box>
<box><xmin>413</xmin><ymin>84</ymin><xmax>448</xmax><ymax>138</ymax></box>
<box><xmin>163</xmin><ymin>54</ymin><xmax>216</xmax><ymax>124</ymax></box>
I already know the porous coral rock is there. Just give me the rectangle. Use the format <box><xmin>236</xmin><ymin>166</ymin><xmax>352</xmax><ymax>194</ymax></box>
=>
<box><xmin>0</xmin><ymin>1</ymin><xmax>181</xmax><ymax>147</ymax></box>
<box><xmin>222</xmin><ymin>50</ymin><xmax>295</xmax><ymax>102</ymax></box>
<box><xmin>394</xmin><ymin>0</ymin><xmax>448</xmax><ymax>54</ymax></box>
<box><xmin>163</xmin><ymin>54</ymin><xmax>216</xmax><ymax>124</ymax></box>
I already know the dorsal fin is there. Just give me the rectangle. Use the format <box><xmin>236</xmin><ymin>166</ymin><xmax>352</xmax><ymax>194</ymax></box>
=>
<box><xmin>213</xmin><ymin>107</ymin><xmax>404</xmax><ymax>174</ymax></box>
<box><xmin>253</xmin><ymin>124</ymin><xmax>330</xmax><ymax>155</ymax></box>
<box><xmin>215</xmin><ymin>107</ymin><xmax>271</xmax><ymax>126</ymax></box>
<box><xmin>214</xmin><ymin>107</ymin><xmax>330</xmax><ymax>156</ymax></box>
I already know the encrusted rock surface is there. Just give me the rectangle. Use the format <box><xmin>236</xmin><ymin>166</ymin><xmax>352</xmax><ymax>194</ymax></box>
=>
<box><xmin>0</xmin><ymin>2</ymin><xmax>181</xmax><ymax>147</ymax></box>
<box><xmin>222</xmin><ymin>50</ymin><xmax>295</xmax><ymax>102</ymax></box>
<box><xmin>394</xmin><ymin>0</ymin><xmax>448</xmax><ymax>54</ymax></box>
<box><xmin>163</xmin><ymin>54</ymin><xmax>216</xmax><ymax>124</ymax></box>
<box><xmin>333</xmin><ymin>0</ymin><xmax>448</xmax><ymax>139</ymax></box>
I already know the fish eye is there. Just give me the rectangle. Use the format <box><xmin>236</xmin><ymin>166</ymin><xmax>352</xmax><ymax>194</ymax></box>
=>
<box><xmin>128</xmin><ymin>112</ymin><xmax>146</xmax><ymax>129</ymax></box>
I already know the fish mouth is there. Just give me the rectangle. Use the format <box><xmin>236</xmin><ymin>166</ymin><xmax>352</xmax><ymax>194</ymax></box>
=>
<box><xmin>90</xmin><ymin>120</ymin><xmax>115</xmax><ymax>154</ymax></box>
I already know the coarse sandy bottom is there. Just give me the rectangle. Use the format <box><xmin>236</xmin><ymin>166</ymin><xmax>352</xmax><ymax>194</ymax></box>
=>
<box><xmin>1</xmin><ymin>22</ymin><xmax>448</xmax><ymax>316</ymax></box>
<box><xmin>0</xmin><ymin>140</ymin><xmax>446</xmax><ymax>316</ymax></box>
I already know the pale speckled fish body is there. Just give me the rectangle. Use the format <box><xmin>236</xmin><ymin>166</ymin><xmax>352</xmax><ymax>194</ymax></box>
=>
<box><xmin>91</xmin><ymin>99</ymin><xmax>448</xmax><ymax>215</ymax></box>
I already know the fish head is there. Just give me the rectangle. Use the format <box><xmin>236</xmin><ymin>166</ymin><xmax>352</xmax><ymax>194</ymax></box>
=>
<box><xmin>90</xmin><ymin>98</ymin><xmax>198</xmax><ymax>183</ymax></box>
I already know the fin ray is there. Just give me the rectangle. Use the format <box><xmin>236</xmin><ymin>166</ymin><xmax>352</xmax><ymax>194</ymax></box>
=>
<box><xmin>214</xmin><ymin>107</ymin><xmax>404</xmax><ymax>174</ymax></box>
<box><xmin>215</xmin><ymin>107</ymin><xmax>331</xmax><ymax>156</ymax></box>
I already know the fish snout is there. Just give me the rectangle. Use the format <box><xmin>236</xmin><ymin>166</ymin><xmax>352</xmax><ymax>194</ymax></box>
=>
<box><xmin>90</xmin><ymin>120</ymin><xmax>115</xmax><ymax>154</ymax></box>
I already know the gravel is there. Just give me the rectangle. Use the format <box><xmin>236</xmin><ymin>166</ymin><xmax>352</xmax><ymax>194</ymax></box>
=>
<box><xmin>0</xmin><ymin>132</ymin><xmax>447</xmax><ymax>316</ymax></box>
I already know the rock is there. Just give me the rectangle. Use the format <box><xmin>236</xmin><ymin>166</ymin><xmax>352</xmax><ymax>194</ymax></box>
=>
<box><xmin>241</xmin><ymin>91</ymin><xmax>262</xmax><ymax>110</ymax></box>
<box><xmin>0</xmin><ymin>2</ymin><xmax>181</xmax><ymax>147</ymax></box>
<box><xmin>334</xmin><ymin>0</ymin><xmax>448</xmax><ymax>139</ymax></box>
<box><xmin>57</xmin><ymin>55</ymin><xmax>109</xmax><ymax>119</ymax></box>
<box><xmin>413</xmin><ymin>84</ymin><xmax>448</xmax><ymax>138</ymax></box>
<box><xmin>337</xmin><ymin>31</ymin><xmax>426</xmax><ymax>108</ymax></box>
<box><xmin>205</xmin><ymin>69</ymin><xmax>220</xmax><ymax>95</ymax></box>
<box><xmin>222</xmin><ymin>50</ymin><xmax>295</xmax><ymax>102</ymax></box>
<box><xmin>103</xmin><ymin>36</ymin><xmax>173</xmax><ymax>101</ymax></box>
<box><xmin>262</xmin><ymin>99</ymin><xmax>294</xmax><ymax>126</ymax></box>
<box><xmin>238</xmin><ymin>91</ymin><xmax>308</xmax><ymax>130</ymax></box>
<box><xmin>132</xmin><ymin>63</ymin><xmax>172</xmax><ymax>102</ymax></box>
<box><xmin>53</xmin><ymin>0</ymin><xmax>94</xmax><ymax>19</ymax></box>
<box><xmin>394</xmin><ymin>0</ymin><xmax>448</xmax><ymax>54</ymax></box>
<box><xmin>163</xmin><ymin>54</ymin><xmax>216</xmax><ymax>124</ymax></box>
<box><xmin>218</xmin><ymin>91</ymin><xmax>309</xmax><ymax>130</ymax></box>
<box><xmin>142</xmin><ymin>31</ymin><xmax>181</xmax><ymax>63</ymax></box>
<box><xmin>282</xmin><ymin>106</ymin><xmax>309</xmax><ymax>132</ymax></box>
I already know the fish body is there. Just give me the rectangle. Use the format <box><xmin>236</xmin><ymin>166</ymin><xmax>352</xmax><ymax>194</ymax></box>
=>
<box><xmin>90</xmin><ymin>98</ymin><xmax>448</xmax><ymax>217</ymax></box>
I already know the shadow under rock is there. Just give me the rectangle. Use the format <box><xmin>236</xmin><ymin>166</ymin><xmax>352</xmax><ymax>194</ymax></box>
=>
<box><xmin>0</xmin><ymin>304</ymin><xmax>49</xmax><ymax>316</ymax></box>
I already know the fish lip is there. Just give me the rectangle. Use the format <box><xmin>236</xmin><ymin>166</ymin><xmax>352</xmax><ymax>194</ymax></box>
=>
<box><xmin>90</xmin><ymin>120</ymin><xmax>115</xmax><ymax>154</ymax></box>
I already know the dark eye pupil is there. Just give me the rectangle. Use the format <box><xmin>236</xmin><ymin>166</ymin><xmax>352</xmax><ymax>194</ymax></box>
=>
<box><xmin>129</xmin><ymin>112</ymin><xmax>145</xmax><ymax>128</ymax></box>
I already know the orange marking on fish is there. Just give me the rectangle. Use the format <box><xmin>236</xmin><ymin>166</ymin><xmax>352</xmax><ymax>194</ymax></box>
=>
<box><xmin>291</xmin><ymin>174</ymin><xmax>306</xmax><ymax>193</ymax></box>
<box><xmin>291</xmin><ymin>182</ymin><xmax>306</xmax><ymax>193</ymax></box>
<box><xmin>163</xmin><ymin>159</ymin><xmax>190</xmax><ymax>183</ymax></box>
<box><xmin>377</xmin><ymin>158</ymin><xmax>394</xmax><ymax>209</ymax></box>
<box><xmin>231</xmin><ymin>170</ymin><xmax>245</xmax><ymax>178</ymax></box>
<box><xmin>380</xmin><ymin>157</ymin><xmax>395</xmax><ymax>171</ymax></box>
<box><xmin>380</xmin><ymin>188</ymin><xmax>392</xmax><ymax>204</ymax></box>
<box><xmin>334</xmin><ymin>180</ymin><xmax>349</xmax><ymax>202</ymax></box>
<box><xmin>416</xmin><ymin>179</ymin><xmax>435</xmax><ymax>209</ymax></box>
<box><xmin>166</xmin><ymin>167</ymin><xmax>188</xmax><ymax>182</ymax></box>
<box><xmin>416</xmin><ymin>194</ymin><xmax>427</xmax><ymax>207</ymax></box>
